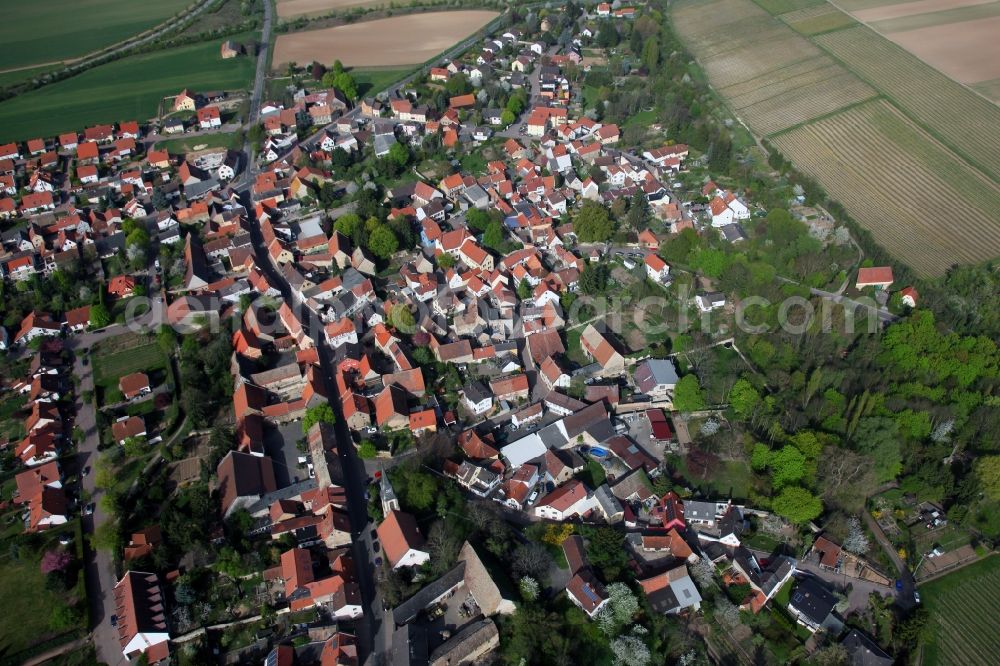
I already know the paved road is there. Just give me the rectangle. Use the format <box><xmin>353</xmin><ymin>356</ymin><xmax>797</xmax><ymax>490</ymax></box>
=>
<box><xmin>238</xmin><ymin>188</ymin><xmax>383</xmax><ymax>663</ymax></box>
<box><xmin>67</xmin><ymin>302</ymin><xmax>165</xmax><ymax>665</ymax></box>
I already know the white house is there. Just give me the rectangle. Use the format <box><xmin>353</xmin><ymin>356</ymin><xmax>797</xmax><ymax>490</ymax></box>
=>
<box><xmin>644</xmin><ymin>254</ymin><xmax>670</xmax><ymax>283</ymax></box>
<box><xmin>534</xmin><ymin>480</ymin><xmax>596</xmax><ymax>521</ymax></box>
<box><xmin>695</xmin><ymin>292</ymin><xmax>726</xmax><ymax>312</ymax></box>
<box><xmin>462</xmin><ymin>381</ymin><xmax>494</xmax><ymax>416</ymax></box>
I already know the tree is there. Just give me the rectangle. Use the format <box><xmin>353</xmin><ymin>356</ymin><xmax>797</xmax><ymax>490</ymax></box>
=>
<box><xmin>730</xmin><ymin>378</ymin><xmax>760</xmax><ymax>419</ymax></box>
<box><xmin>519</xmin><ymin>576</ymin><xmax>539</xmax><ymax>601</ymax></box>
<box><xmin>151</xmin><ymin>188</ymin><xmax>168</xmax><ymax>210</ymax></box>
<box><xmin>580</xmin><ymin>262</ymin><xmax>611</xmax><ymax>295</ymax></box>
<box><xmin>610</xmin><ymin>634</ymin><xmax>651</xmax><ymax>666</ymax></box>
<box><xmin>41</xmin><ymin>550</ymin><xmax>72</xmax><ymax>574</ymax></box>
<box><xmin>976</xmin><ymin>455</ymin><xmax>1000</xmax><ymax>500</ymax></box>
<box><xmin>772</xmin><ymin>486</ymin><xmax>823</xmax><ymax>524</ymax></box>
<box><xmin>843</xmin><ymin>516</ymin><xmax>870</xmax><ymax>554</ymax></box>
<box><xmin>368</xmin><ymin>225</ymin><xmax>399</xmax><ymax>259</ymax></box>
<box><xmin>854</xmin><ymin>417</ymin><xmax>903</xmax><ymax>483</ymax></box>
<box><xmin>123</xmin><ymin>436</ymin><xmax>147</xmax><ymax>457</ymax></box>
<box><xmin>641</xmin><ymin>37</ymin><xmax>659</xmax><ymax>71</ymax></box>
<box><xmin>575</xmin><ymin>201</ymin><xmax>614</xmax><ymax>242</ymax></box>
<box><xmin>769</xmin><ymin>446</ymin><xmax>806</xmax><ymax>488</ymax></box>
<box><xmin>482</xmin><ymin>221</ymin><xmax>505</xmax><ymax>252</ymax></box>
<box><xmin>388</xmin><ymin>303</ymin><xmax>414</xmax><ymax>331</ymax></box>
<box><xmin>517</xmin><ymin>278</ymin><xmax>533</xmax><ymax>301</ymax></box>
<box><xmin>323</xmin><ymin>70</ymin><xmax>358</xmax><ymax>100</ymax></box>
<box><xmin>673</xmin><ymin>375</ymin><xmax>705</xmax><ymax>412</ymax></box>
<box><xmin>89</xmin><ymin>301</ymin><xmax>111</xmax><ymax>329</ymax></box>
<box><xmin>387</xmin><ymin>141</ymin><xmax>409</xmax><ymax>168</ymax></box>
<box><xmin>436</xmin><ymin>252</ymin><xmax>455</xmax><ymax>269</ymax></box>
<box><xmin>501</xmin><ymin>109</ymin><xmax>516</xmax><ymax>126</ymax></box>
<box><xmin>301</xmin><ymin>403</ymin><xmax>336</xmax><ymax>434</ymax></box>
<box><xmin>319</xmin><ymin>182</ymin><xmax>338</xmax><ymax>211</ymax></box>
<box><xmin>357</xmin><ymin>440</ymin><xmax>377</xmax><ymax>459</ymax></box>
<box><xmin>512</xmin><ymin>543</ymin><xmax>552</xmax><ymax>580</ymax></box>
<box><xmin>334</xmin><ymin>212</ymin><xmax>362</xmax><ymax>239</ymax></box>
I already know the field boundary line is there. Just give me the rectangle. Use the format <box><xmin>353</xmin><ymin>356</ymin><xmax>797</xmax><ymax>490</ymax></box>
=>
<box><xmin>822</xmin><ymin>1</ymin><xmax>1000</xmax><ymax>135</ymax></box>
<box><xmin>765</xmin><ymin>94</ymin><xmax>883</xmax><ymax>138</ymax></box>
<box><xmin>810</xmin><ymin>34</ymin><xmax>999</xmax><ymax>183</ymax></box>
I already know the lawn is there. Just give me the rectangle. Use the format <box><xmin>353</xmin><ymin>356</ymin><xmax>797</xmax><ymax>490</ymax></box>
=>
<box><xmin>154</xmin><ymin>130</ymin><xmax>245</xmax><ymax>155</ymax></box>
<box><xmin>624</xmin><ymin>109</ymin><xmax>657</xmax><ymax>128</ymax></box>
<box><xmin>0</xmin><ymin>0</ymin><xmax>191</xmax><ymax>70</ymax></box>
<box><xmin>576</xmin><ymin>460</ymin><xmax>607</xmax><ymax>489</ymax></box>
<box><xmin>565</xmin><ymin>327</ymin><xmax>587</xmax><ymax>366</ymax></box>
<box><xmin>92</xmin><ymin>341</ymin><xmax>168</xmax><ymax>389</ymax></box>
<box><xmin>0</xmin><ymin>394</ymin><xmax>28</xmax><ymax>442</ymax></box>
<box><xmin>920</xmin><ymin>555</ymin><xmax>1000</xmax><ymax>666</ymax></box>
<box><xmin>0</xmin><ymin>33</ymin><xmax>257</xmax><ymax>142</ymax></box>
<box><xmin>0</xmin><ymin>542</ymin><xmax>82</xmax><ymax>655</ymax></box>
<box><xmin>351</xmin><ymin>67</ymin><xmax>412</xmax><ymax>98</ymax></box>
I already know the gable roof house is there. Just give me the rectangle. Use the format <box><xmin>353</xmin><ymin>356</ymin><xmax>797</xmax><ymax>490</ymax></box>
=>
<box><xmin>639</xmin><ymin>564</ymin><xmax>702</xmax><ymax>615</ymax></box>
<box><xmin>580</xmin><ymin>324</ymin><xmax>625</xmax><ymax>375</ymax></box>
<box><xmin>217</xmin><ymin>450</ymin><xmax>277</xmax><ymax>518</ymax></box>
<box><xmin>633</xmin><ymin>359</ymin><xmax>679</xmax><ymax>398</ymax></box>
<box><xmin>787</xmin><ymin>577</ymin><xmax>844</xmax><ymax>634</ymax></box>
<box><xmin>566</xmin><ymin>568</ymin><xmax>609</xmax><ymax>618</ymax></box>
<box><xmin>534</xmin><ymin>479</ymin><xmax>596</xmax><ymax>521</ymax></box>
<box><xmin>114</xmin><ymin>571</ymin><xmax>171</xmax><ymax>663</ymax></box>
<box><xmin>377</xmin><ymin>510</ymin><xmax>430</xmax><ymax>569</ymax></box>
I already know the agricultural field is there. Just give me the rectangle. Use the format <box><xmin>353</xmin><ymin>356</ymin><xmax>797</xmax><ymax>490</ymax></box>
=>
<box><xmin>0</xmin><ymin>65</ymin><xmax>58</xmax><ymax>90</ymax></box>
<box><xmin>672</xmin><ymin>0</ymin><xmax>876</xmax><ymax>134</ymax></box>
<box><xmin>815</xmin><ymin>26</ymin><xmax>1000</xmax><ymax>181</ymax></box>
<box><xmin>778</xmin><ymin>4</ymin><xmax>857</xmax><ymax>34</ymax></box>
<box><xmin>839</xmin><ymin>0</ymin><xmax>1000</xmax><ymax>103</ymax></box>
<box><xmin>272</xmin><ymin>11</ymin><xmax>499</xmax><ymax>68</ymax></box>
<box><xmin>771</xmin><ymin>99</ymin><xmax>1000</xmax><ymax>275</ymax></box>
<box><xmin>277</xmin><ymin>0</ymin><xmax>383</xmax><ymax>20</ymax></box>
<box><xmin>0</xmin><ymin>34</ymin><xmax>256</xmax><ymax>143</ymax></box>
<box><xmin>919</xmin><ymin>555</ymin><xmax>1000</xmax><ymax>666</ymax></box>
<box><xmin>0</xmin><ymin>0</ymin><xmax>190</xmax><ymax>70</ymax></box>
<box><xmin>752</xmin><ymin>0</ymin><xmax>824</xmax><ymax>13</ymax></box>
<box><xmin>673</xmin><ymin>0</ymin><xmax>1000</xmax><ymax>275</ymax></box>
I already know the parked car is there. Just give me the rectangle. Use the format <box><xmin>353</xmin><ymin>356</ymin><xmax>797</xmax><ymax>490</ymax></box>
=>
<box><xmin>83</xmin><ymin>503</ymin><xmax>95</xmax><ymax>516</ymax></box>
<box><xmin>373</xmin><ymin>541</ymin><xmax>380</xmax><ymax>553</ymax></box>
<box><xmin>914</xmin><ymin>591</ymin><xmax>921</xmax><ymax>604</ymax></box>
<box><xmin>110</xmin><ymin>615</ymin><xmax>118</xmax><ymax>627</ymax></box>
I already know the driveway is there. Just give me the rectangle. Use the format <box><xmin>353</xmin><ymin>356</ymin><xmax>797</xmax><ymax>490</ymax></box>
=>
<box><xmin>795</xmin><ymin>558</ymin><xmax>894</xmax><ymax>615</ymax></box>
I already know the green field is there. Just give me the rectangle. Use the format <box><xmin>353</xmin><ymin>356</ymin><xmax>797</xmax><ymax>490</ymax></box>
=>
<box><xmin>920</xmin><ymin>555</ymin><xmax>1000</xmax><ymax>666</ymax></box>
<box><xmin>351</xmin><ymin>67</ymin><xmax>412</xmax><ymax>98</ymax></box>
<box><xmin>0</xmin><ymin>0</ymin><xmax>191</xmax><ymax>70</ymax></box>
<box><xmin>0</xmin><ymin>521</ymin><xmax>85</xmax><ymax>657</ymax></box>
<box><xmin>0</xmin><ymin>66</ymin><xmax>59</xmax><ymax>90</ymax></box>
<box><xmin>92</xmin><ymin>342</ymin><xmax>168</xmax><ymax>386</ymax></box>
<box><xmin>753</xmin><ymin>0</ymin><xmax>823</xmax><ymax>15</ymax></box>
<box><xmin>154</xmin><ymin>130</ymin><xmax>244</xmax><ymax>154</ymax></box>
<box><xmin>0</xmin><ymin>34</ymin><xmax>256</xmax><ymax>142</ymax></box>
